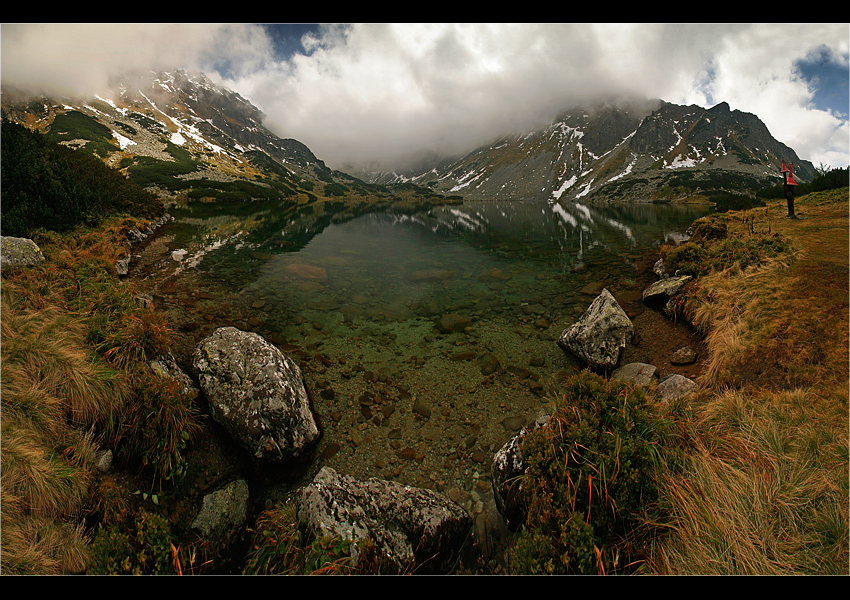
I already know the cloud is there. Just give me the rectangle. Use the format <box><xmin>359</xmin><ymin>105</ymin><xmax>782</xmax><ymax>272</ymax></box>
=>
<box><xmin>3</xmin><ymin>23</ymin><xmax>847</xmax><ymax>169</ymax></box>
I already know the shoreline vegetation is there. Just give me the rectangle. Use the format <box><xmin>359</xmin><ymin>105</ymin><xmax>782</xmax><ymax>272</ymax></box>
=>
<box><xmin>1</xmin><ymin>120</ymin><xmax>847</xmax><ymax>574</ymax></box>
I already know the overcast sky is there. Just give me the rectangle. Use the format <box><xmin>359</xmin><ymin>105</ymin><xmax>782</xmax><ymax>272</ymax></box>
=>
<box><xmin>2</xmin><ymin>23</ymin><xmax>848</xmax><ymax>171</ymax></box>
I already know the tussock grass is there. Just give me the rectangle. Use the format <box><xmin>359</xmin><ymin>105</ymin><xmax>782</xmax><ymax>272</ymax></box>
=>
<box><xmin>683</xmin><ymin>255</ymin><xmax>797</xmax><ymax>389</ymax></box>
<box><xmin>654</xmin><ymin>388</ymin><xmax>848</xmax><ymax>575</ymax></box>
<box><xmin>0</xmin><ymin>297</ymin><xmax>127</xmax><ymax>573</ymax></box>
<box><xmin>1</xmin><ymin>217</ymin><xmax>197</xmax><ymax>574</ymax></box>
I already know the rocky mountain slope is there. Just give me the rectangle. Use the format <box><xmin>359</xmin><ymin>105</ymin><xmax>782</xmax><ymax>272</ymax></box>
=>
<box><xmin>1</xmin><ymin>70</ymin><xmax>435</xmax><ymax>204</ymax></box>
<box><xmin>356</xmin><ymin>97</ymin><xmax>817</xmax><ymax>203</ymax></box>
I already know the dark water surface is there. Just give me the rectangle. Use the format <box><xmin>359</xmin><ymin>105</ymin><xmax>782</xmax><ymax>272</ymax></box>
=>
<box><xmin>131</xmin><ymin>197</ymin><xmax>711</xmax><ymax>545</ymax></box>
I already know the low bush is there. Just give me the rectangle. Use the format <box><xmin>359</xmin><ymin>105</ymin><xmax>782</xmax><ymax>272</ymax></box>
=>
<box><xmin>510</xmin><ymin>370</ymin><xmax>667</xmax><ymax>574</ymax></box>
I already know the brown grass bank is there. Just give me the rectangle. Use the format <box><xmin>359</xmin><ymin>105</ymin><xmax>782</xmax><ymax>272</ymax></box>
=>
<box><xmin>650</xmin><ymin>188</ymin><xmax>849</xmax><ymax>574</ymax></box>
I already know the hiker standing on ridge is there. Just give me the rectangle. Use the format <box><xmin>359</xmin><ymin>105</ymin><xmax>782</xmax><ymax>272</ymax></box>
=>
<box><xmin>781</xmin><ymin>161</ymin><xmax>798</xmax><ymax>218</ymax></box>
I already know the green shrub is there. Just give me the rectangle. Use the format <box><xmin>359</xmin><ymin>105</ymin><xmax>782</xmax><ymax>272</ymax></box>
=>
<box><xmin>511</xmin><ymin>370</ymin><xmax>666</xmax><ymax>574</ymax></box>
<box><xmin>661</xmin><ymin>242</ymin><xmax>706</xmax><ymax>277</ymax></box>
<box><xmin>88</xmin><ymin>509</ymin><xmax>176</xmax><ymax>575</ymax></box>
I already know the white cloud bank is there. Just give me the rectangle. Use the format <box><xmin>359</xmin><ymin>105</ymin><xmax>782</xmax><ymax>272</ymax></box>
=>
<box><xmin>2</xmin><ymin>23</ymin><xmax>847</xmax><ymax>169</ymax></box>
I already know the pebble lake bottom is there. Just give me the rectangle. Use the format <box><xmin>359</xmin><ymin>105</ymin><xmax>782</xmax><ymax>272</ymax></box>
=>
<box><xmin>129</xmin><ymin>197</ymin><xmax>712</xmax><ymax>561</ymax></box>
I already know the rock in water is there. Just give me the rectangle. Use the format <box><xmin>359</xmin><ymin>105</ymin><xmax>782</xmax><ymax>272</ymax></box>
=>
<box><xmin>296</xmin><ymin>467</ymin><xmax>472</xmax><ymax>574</ymax></box>
<box><xmin>611</xmin><ymin>362</ymin><xmax>658</xmax><ymax>386</ymax></box>
<box><xmin>558</xmin><ymin>288</ymin><xmax>633</xmax><ymax>370</ymax></box>
<box><xmin>192</xmin><ymin>327</ymin><xmax>320</xmax><ymax>464</ymax></box>
<box><xmin>284</xmin><ymin>262</ymin><xmax>327</xmax><ymax>281</ymax></box>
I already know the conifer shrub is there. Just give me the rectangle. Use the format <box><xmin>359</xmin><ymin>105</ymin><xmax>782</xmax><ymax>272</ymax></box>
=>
<box><xmin>510</xmin><ymin>370</ymin><xmax>667</xmax><ymax>574</ymax></box>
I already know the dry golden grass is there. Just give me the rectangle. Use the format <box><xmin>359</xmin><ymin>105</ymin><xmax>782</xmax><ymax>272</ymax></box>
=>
<box><xmin>0</xmin><ymin>296</ymin><xmax>129</xmax><ymax>573</ymax></box>
<box><xmin>651</xmin><ymin>189</ymin><xmax>849</xmax><ymax>575</ymax></box>
<box><xmin>2</xmin><ymin>217</ymin><xmax>202</xmax><ymax>574</ymax></box>
<box><xmin>0</xmin><ymin>222</ymin><xmax>144</xmax><ymax>574</ymax></box>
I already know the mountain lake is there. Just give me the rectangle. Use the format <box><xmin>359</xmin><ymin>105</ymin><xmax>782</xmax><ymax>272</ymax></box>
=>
<box><xmin>129</xmin><ymin>196</ymin><xmax>713</xmax><ymax>544</ymax></box>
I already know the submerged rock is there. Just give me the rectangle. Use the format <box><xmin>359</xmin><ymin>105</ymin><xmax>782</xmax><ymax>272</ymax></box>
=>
<box><xmin>436</xmin><ymin>313</ymin><xmax>471</xmax><ymax>334</ymax></box>
<box><xmin>296</xmin><ymin>467</ymin><xmax>472</xmax><ymax>574</ymax></box>
<box><xmin>558</xmin><ymin>288</ymin><xmax>634</xmax><ymax>370</ymax></box>
<box><xmin>192</xmin><ymin>327</ymin><xmax>320</xmax><ymax>464</ymax></box>
<box><xmin>285</xmin><ymin>262</ymin><xmax>328</xmax><ymax>281</ymax></box>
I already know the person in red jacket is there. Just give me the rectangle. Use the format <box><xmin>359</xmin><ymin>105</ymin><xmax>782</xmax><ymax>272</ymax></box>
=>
<box><xmin>781</xmin><ymin>161</ymin><xmax>798</xmax><ymax>218</ymax></box>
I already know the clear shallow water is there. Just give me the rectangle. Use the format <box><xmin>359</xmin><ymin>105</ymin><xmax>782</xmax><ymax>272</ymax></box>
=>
<box><xmin>133</xmin><ymin>197</ymin><xmax>711</xmax><ymax>526</ymax></box>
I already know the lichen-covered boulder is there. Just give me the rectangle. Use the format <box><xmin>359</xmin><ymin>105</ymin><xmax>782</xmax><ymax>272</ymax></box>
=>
<box><xmin>558</xmin><ymin>288</ymin><xmax>633</xmax><ymax>370</ymax></box>
<box><xmin>192</xmin><ymin>327</ymin><xmax>319</xmax><ymax>464</ymax></box>
<box><xmin>296</xmin><ymin>467</ymin><xmax>472</xmax><ymax>574</ymax></box>
<box><xmin>1</xmin><ymin>236</ymin><xmax>45</xmax><ymax>268</ymax></box>
<box><xmin>150</xmin><ymin>352</ymin><xmax>199</xmax><ymax>400</ymax></box>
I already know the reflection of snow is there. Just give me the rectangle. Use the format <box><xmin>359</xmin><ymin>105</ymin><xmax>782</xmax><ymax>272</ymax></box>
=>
<box><xmin>448</xmin><ymin>208</ymin><xmax>485</xmax><ymax>231</ymax></box>
<box><xmin>604</xmin><ymin>217</ymin><xmax>634</xmax><ymax>243</ymax></box>
<box><xmin>551</xmin><ymin>203</ymin><xmax>577</xmax><ymax>227</ymax></box>
<box><xmin>574</xmin><ymin>203</ymin><xmax>592</xmax><ymax>221</ymax></box>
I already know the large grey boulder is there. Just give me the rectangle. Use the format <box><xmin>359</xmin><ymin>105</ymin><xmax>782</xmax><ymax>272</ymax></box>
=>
<box><xmin>296</xmin><ymin>467</ymin><xmax>472</xmax><ymax>574</ymax></box>
<box><xmin>192</xmin><ymin>327</ymin><xmax>319</xmax><ymax>464</ymax></box>
<box><xmin>1</xmin><ymin>236</ymin><xmax>45</xmax><ymax>268</ymax></box>
<box><xmin>558</xmin><ymin>288</ymin><xmax>634</xmax><ymax>370</ymax></box>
